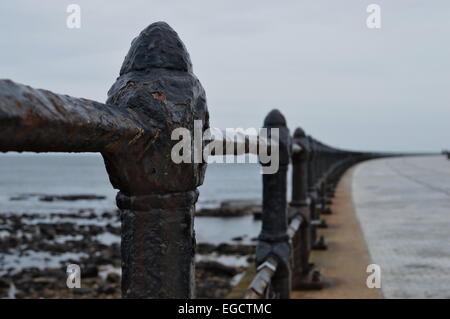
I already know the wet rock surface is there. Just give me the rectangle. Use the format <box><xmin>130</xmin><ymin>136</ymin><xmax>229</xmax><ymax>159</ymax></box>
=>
<box><xmin>0</xmin><ymin>209</ymin><xmax>254</xmax><ymax>298</ymax></box>
<box><xmin>197</xmin><ymin>243</ymin><xmax>255</xmax><ymax>256</ymax></box>
<box><xmin>196</xmin><ymin>200</ymin><xmax>261</xmax><ymax>217</ymax></box>
<box><xmin>9</xmin><ymin>193</ymin><xmax>107</xmax><ymax>202</ymax></box>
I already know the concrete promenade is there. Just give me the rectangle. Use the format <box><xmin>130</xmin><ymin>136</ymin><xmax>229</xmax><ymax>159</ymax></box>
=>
<box><xmin>292</xmin><ymin>166</ymin><xmax>381</xmax><ymax>299</ymax></box>
<box><xmin>353</xmin><ymin>155</ymin><xmax>450</xmax><ymax>298</ymax></box>
<box><xmin>231</xmin><ymin>155</ymin><xmax>449</xmax><ymax>299</ymax></box>
<box><xmin>293</xmin><ymin>155</ymin><xmax>449</xmax><ymax>299</ymax></box>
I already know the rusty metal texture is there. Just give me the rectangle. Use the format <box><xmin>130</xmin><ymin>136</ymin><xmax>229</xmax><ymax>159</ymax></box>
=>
<box><xmin>102</xmin><ymin>21</ymin><xmax>209</xmax><ymax>299</ymax></box>
<box><xmin>0</xmin><ymin>21</ymin><xmax>208</xmax><ymax>299</ymax></box>
<box><xmin>255</xmin><ymin>109</ymin><xmax>292</xmax><ymax>299</ymax></box>
<box><xmin>290</xmin><ymin>127</ymin><xmax>314</xmax><ymax>288</ymax></box>
<box><xmin>232</xmin><ymin>117</ymin><xmax>418</xmax><ymax>298</ymax></box>
<box><xmin>0</xmin><ymin>79</ymin><xmax>148</xmax><ymax>153</ymax></box>
<box><xmin>103</xmin><ymin>22</ymin><xmax>208</xmax><ymax>196</ymax></box>
<box><xmin>204</xmin><ymin>129</ymin><xmax>274</xmax><ymax>156</ymax></box>
<box><xmin>244</xmin><ymin>257</ymin><xmax>278</xmax><ymax>299</ymax></box>
<box><xmin>245</xmin><ymin>210</ymin><xmax>303</xmax><ymax>299</ymax></box>
<box><xmin>291</xmin><ymin>127</ymin><xmax>310</xmax><ymax>207</ymax></box>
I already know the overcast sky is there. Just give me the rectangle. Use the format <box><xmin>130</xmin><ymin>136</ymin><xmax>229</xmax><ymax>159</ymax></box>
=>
<box><xmin>1</xmin><ymin>1</ymin><xmax>448</xmax><ymax>152</ymax></box>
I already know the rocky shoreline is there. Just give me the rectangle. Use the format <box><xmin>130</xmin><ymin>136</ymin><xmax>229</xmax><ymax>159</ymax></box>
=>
<box><xmin>196</xmin><ymin>199</ymin><xmax>261</xmax><ymax>218</ymax></box>
<box><xmin>0</xmin><ymin>199</ymin><xmax>258</xmax><ymax>299</ymax></box>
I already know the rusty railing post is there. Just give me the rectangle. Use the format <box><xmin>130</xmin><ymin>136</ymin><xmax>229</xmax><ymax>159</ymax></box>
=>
<box><xmin>291</xmin><ymin>128</ymin><xmax>309</xmax><ymax>208</ymax></box>
<box><xmin>307</xmin><ymin>137</ymin><xmax>327</xmax><ymax>250</ymax></box>
<box><xmin>307</xmin><ymin>137</ymin><xmax>318</xmax><ymax>244</ymax></box>
<box><xmin>256</xmin><ymin>109</ymin><xmax>291</xmax><ymax>299</ymax></box>
<box><xmin>319</xmin><ymin>145</ymin><xmax>333</xmax><ymax>215</ymax></box>
<box><xmin>102</xmin><ymin>22</ymin><xmax>208</xmax><ymax>298</ymax></box>
<box><xmin>290</xmin><ymin>127</ymin><xmax>312</xmax><ymax>288</ymax></box>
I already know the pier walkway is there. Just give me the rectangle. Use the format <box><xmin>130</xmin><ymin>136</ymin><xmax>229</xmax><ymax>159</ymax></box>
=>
<box><xmin>293</xmin><ymin>155</ymin><xmax>450</xmax><ymax>299</ymax></box>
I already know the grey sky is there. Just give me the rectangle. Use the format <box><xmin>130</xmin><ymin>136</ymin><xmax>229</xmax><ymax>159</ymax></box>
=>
<box><xmin>1</xmin><ymin>1</ymin><xmax>448</xmax><ymax>152</ymax></box>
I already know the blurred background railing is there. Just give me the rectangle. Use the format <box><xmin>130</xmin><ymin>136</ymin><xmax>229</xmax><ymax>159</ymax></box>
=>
<box><xmin>212</xmin><ymin>109</ymin><xmax>390</xmax><ymax>299</ymax></box>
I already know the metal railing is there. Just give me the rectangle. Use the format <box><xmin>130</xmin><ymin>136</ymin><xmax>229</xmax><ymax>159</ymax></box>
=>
<box><xmin>1</xmin><ymin>21</ymin><xmax>206</xmax><ymax>298</ymax></box>
<box><xmin>0</xmin><ymin>21</ymin><xmax>417</xmax><ymax>299</ymax></box>
<box><xmin>443</xmin><ymin>150</ymin><xmax>450</xmax><ymax>160</ymax></box>
<box><xmin>239</xmin><ymin>110</ymin><xmax>386</xmax><ymax>299</ymax></box>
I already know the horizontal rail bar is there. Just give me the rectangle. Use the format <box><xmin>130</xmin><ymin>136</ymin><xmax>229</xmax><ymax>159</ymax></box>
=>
<box><xmin>244</xmin><ymin>213</ymin><xmax>303</xmax><ymax>299</ymax></box>
<box><xmin>244</xmin><ymin>257</ymin><xmax>278</xmax><ymax>299</ymax></box>
<box><xmin>204</xmin><ymin>130</ymin><xmax>302</xmax><ymax>156</ymax></box>
<box><xmin>0</xmin><ymin>79</ymin><xmax>149</xmax><ymax>153</ymax></box>
<box><xmin>204</xmin><ymin>129</ymin><xmax>273</xmax><ymax>155</ymax></box>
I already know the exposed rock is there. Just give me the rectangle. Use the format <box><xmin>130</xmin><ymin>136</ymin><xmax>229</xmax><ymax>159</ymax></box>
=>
<box><xmin>83</xmin><ymin>266</ymin><xmax>99</xmax><ymax>278</ymax></box>
<box><xmin>106</xmin><ymin>273</ymin><xmax>120</xmax><ymax>284</ymax></box>
<box><xmin>9</xmin><ymin>193</ymin><xmax>106</xmax><ymax>202</ymax></box>
<box><xmin>0</xmin><ymin>209</ymin><xmax>251</xmax><ymax>299</ymax></box>
<box><xmin>196</xmin><ymin>260</ymin><xmax>238</xmax><ymax>277</ymax></box>
<box><xmin>197</xmin><ymin>200</ymin><xmax>261</xmax><ymax>217</ymax></box>
<box><xmin>39</xmin><ymin>194</ymin><xmax>106</xmax><ymax>202</ymax></box>
<box><xmin>196</xmin><ymin>243</ymin><xmax>216</xmax><ymax>255</ymax></box>
<box><xmin>196</xmin><ymin>242</ymin><xmax>255</xmax><ymax>256</ymax></box>
<box><xmin>0</xmin><ymin>278</ymin><xmax>10</xmax><ymax>289</ymax></box>
<box><xmin>196</xmin><ymin>278</ymin><xmax>232</xmax><ymax>299</ymax></box>
<box><xmin>216</xmin><ymin>243</ymin><xmax>255</xmax><ymax>256</ymax></box>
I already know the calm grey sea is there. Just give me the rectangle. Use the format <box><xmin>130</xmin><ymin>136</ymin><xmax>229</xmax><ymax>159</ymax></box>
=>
<box><xmin>0</xmin><ymin>153</ymin><xmax>264</xmax><ymax>212</ymax></box>
<box><xmin>0</xmin><ymin>153</ymin><xmax>287</xmax><ymax>244</ymax></box>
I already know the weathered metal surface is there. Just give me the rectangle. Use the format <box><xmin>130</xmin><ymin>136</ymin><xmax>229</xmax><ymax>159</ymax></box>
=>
<box><xmin>0</xmin><ymin>21</ymin><xmax>208</xmax><ymax>299</ymax></box>
<box><xmin>291</xmin><ymin>127</ymin><xmax>309</xmax><ymax>207</ymax></box>
<box><xmin>228</xmin><ymin>120</ymin><xmax>412</xmax><ymax>298</ymax></box>
<box><xmin>244</xmin><ymin>208</ymin><xmax>303</xmax><ymax>299</ymax></box>
<box><xmin>244</xmin><ymin>257</ymin><xmax>278</xmax><ymax>299</ymax></box>
<box><xmin>0</xmin><ymin>80</ymin><xmax>147</xmax><ymax>153</ymax></box>
<box><xmin>103</xmin><ymin>21</ymin><xmax>208</xmax><ymax>196</ymax></box>
<box><xmin>204</xmin><ymin>129</ymin><xmax>273</xmax><ymax>156</ymax></box>
<box><xmin>102</xmin><ymin>22</ymin><xmax>208</xmax><ymax>299</ymax></box>
<box><xmin>255</xmin><ymin>109</ymin><xmax>291</xmax><ymax>299</ymax></box>
<box><xmin>306</xmin><ymin>136</ymin><xmax>320</xmax><ymax>247</ymax></box>
<box><xmin>290</xmin><ymin>127</ymin><xmax>314</xmax><ymax>289</ymax></box>
<box><xmin>287</xmin><ymin>213</ymin><xmax>302</xmax><ymax>238</ymax></box>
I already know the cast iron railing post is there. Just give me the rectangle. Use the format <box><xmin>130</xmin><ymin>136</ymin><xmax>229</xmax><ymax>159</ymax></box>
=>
<box><xmin>307</xmin><ymin>137</ymin><xmax>319</xmax><ymax>243</ymax></box>
<box><xmin>307</xmin><ymin>137</ymin><xmax>327</xmax><ymax>250</ymax></box>
<box><xmin>0</xmin><ymin>21</ymin><xmax>207</xmax><ymax>298</ymax></box>
<box><xmin>290</xmin><ymin>127</ymin><xmax>312</xmax><ymax>288</ymax></box>
<box><xmin>102</xmin><ymin>22</ymin><xmax>208</xmax><ymax>298</ymax></box>
<box><xmin>320</xmin><ymin>146</ymin><xmax>333</xmax><ymax>215</ymax></box>
<box><xmin>256</xmin><ymin>109</ymin><xmax>292</xmax><ymax>299</ymax></box>
<box><xmin>291</xmin><ymin>128</ymin><xmax>309</xmax><ymax>208</ymax></box>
